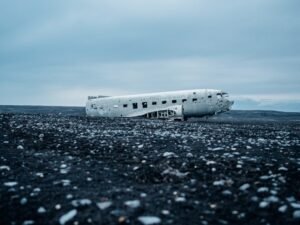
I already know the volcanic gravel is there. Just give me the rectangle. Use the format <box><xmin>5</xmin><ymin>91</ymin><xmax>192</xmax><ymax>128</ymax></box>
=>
<box><xmin>0</xmin><ymin>113</ymin><xmax>300</xmax><ymax>225</ymax></box>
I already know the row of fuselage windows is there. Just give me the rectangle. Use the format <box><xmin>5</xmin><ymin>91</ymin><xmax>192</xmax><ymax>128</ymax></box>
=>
<box><xmin>122</xmin><ymin>97</ymin><xmax>210</xmax><ymax>109</ymax></box>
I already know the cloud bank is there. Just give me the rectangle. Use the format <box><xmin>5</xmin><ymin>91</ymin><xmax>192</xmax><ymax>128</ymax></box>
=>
<box><xmin>0</xmin><ymin>0</ymin><xmax>299</xmax><ymax>111</ymax></box>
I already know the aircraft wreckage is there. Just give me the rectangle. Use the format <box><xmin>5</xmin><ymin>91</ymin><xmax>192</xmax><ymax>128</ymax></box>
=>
<box><xmin>86</xmin><ymin>89</ymin><xmax>234</xmax><ymax>120</ymax></box>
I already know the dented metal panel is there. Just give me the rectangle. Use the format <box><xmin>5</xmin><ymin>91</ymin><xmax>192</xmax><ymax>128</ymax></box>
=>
<box><xmin>86</xmin><ymin>89</ymin><xmax>234</xmax><ymax>119</ymax></box>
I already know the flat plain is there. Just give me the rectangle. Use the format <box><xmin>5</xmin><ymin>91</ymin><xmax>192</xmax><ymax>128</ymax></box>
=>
<box><xmin>0</xmin><ymin>106</ymin><xmax>299</xmax><ymax>225</ymax></box>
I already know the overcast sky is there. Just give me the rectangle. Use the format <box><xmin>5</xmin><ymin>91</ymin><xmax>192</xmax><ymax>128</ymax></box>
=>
<box><xmin>1</xmin><ymin>0</ymin><xmax>299</xmax><ymax>111</ymax></box>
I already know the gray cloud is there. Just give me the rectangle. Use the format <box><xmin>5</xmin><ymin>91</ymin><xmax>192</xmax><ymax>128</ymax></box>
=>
<box><xmin>0</xmin><ymin>0</ymin><xmax>299</xmax><ymax>111</ymax></box>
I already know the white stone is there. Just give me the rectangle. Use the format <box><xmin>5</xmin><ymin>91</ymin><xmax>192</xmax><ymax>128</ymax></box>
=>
<box><xmin>125</xmin><ymin>200</ymin><xmax>141</xmax><ymax>208</ymax></box>
<box><xmin>239</xmin><ymin>184</ymin><xmax>250</xmax><ymax>191</ymax></box>
<box><xmin>175</xmin><ymin>197</ymin><xmax>186</xmax><ymax>202</ymax></box>
<box><xmin>163</xmin><ymin>152</ymin><xmax>176</xmax><ymax>158</ymax></box>
<box><xmin>23</xmin><ymin>220</ymin><xmax>35</xmax><ymax>225</ymax></box>
<box><xmin>138</xmin><ymin>216</ymin><xmax>161</xmax><ymax>225</ymax></box>
<box><xmin>37</xmin><ymin>207</ymin><xmax>46</xmax><ymax>214</ymax></box>
<box><xmin>259</xmin><ymin>201</ymin><xmax>269</xmax><ymax>208</ymax></box>
<box><xmin>257</xmin><ymin>187</ymin><xmax>269</xmax><ymax>193</ymax></box>
<box><xmin>213</xmin><ymin>180</ymin><xmax>225</xmax><ymax>186</ymax></box>
<box><xmin>59</xmin><ymin>209</ymin><xmax>77</xmax><ymax>225</ymax></box>
<box><xmin>186</xmin><ymin>153</ymin><xmax>193</xmax><ymax>158</ymax></box>
<box><xmin>36</xmin><ymin>173</ymin><xmax>44</xmax><ymax>178</ymax></box>
<box><xmin>97</xmin><ymin>201</ymin><xmax>112</xmax><ymax>210</ymax></box>
<box><xmin>140</xmin><ymin>193</ymin><xmax>147</xmax><ymax>198</ymax></box>
<box><xmin>0</xmin><ymin>166</ymin><xmax>10</xmax><ymax>171</ymax></box>
<box><xmin>20</xmin><ymin>197</ymin><xmax>28</xmax><ymax>205</ymax></box>
<box><xmin>278</xmin><ymin>205</ymin><xmax>288</xmax><ymax>213</ymax></box>
<box><xmin>4</xmin><ymin>181</ymin><xmax>18</xmax><ymax>187</ymax></box>
<box><xmin>293</xmin><ymin>210</ymin><xmax>300</xmax><ymax>219</ymax></box>
<box><xmin>71</xmin><ymin>199</ymin><xmax>92</xmax><ymax>207</ymax></box>
<box><xmin>222</xmin><ymin>190</ymin><xmax>232</xmax><ymax>196</ymax></box>
<box><xmin>278</xmin><ymin>166</ymin><xmax>288</xmax><ymax>171</ymax></box>
<box><xmin>161</xmin><ymin>210</ymin><xmax>170</xmax><ymax>215</ymax></box>
<box><xmin>206</xmin><ymin>161</ymin><xmax>216</xmax><ymax>165</ymax></box>
<box><xmin>291</xmin><ymin>203</ymin><xmax>300</xmax><ymax>209</ymax></box>
<box><xmin>17</xmin><ymin>145</ymin><xmax>24</xmax><ymax>150</ymax></box>
<box><xmin>266</xmin><ymin>196</ymin><xmax>279</xmax><ymax>203</ymax></box>
<box><xmin>211</xmin><ymin>147</ymin><xmax>223</xmax><ymax>151</ymax></box>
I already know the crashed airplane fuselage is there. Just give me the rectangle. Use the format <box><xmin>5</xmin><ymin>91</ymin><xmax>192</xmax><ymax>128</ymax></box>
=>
<box><xmin>86</xmin><ymin>89</ymin><xmax>234</xmax><ymax>120</ymax></box>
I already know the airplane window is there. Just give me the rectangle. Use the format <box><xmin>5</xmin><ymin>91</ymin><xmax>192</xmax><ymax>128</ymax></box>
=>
<box><xmin>192</xmin><ymin>98</ymin><xmax>197</xmax><ymax>102</ymax></box>
<box><xmin>123</xmin><ymin>104</ymin><xmax>128</xmax><ymax>108</ymax></box>
<box><xmin>182</xmin><ymin>99</ymin><xmax>187</xmax><ymax>103</ymax></box>
<box><xmin>172</xmin><ymin>100</ymin><xmax>177</xmax><ymax>103</ymax></box>
<box><xmin>152</xmin><ymin>101</ymin><xmax>157</xmax><ymax>105</ymax></box>
<box><xmin>162</xmin><ymin>100</ymin><xmax>167</xmax><ymax>104</ymax></box>
<box><xmin>208</xmin><ymin>95</ymin><xmax>212</xmax><ymax>98</ymax></box>
<box><xmin>133</xmin><ymin>103</ymin><xmax>138</xmax><ymax>109</ymax></box>
<box><xmin>142</xmin><ymin>102</ymin><xmax>148</xmax><ymax>108</ymax></box>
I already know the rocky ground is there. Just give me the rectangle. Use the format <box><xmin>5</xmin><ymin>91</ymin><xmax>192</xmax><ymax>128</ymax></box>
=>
<box><xmin>0</xmin><ymin>113</ymin><xmax>300</xmax><ymax>225</ymax></box>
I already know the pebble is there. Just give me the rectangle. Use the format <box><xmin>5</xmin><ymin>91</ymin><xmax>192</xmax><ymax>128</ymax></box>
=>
<box><xmin>163</xmin><ymin>152</ymin><xmax>177</xmax><ymax>158</ymax></box>
<box><xmin>17</xmin><ymin>145</ymin><xmax>24</xmax><ymax>150</ymax></box>
<box><xmin>23</xmin><ymin>221</ymin><xmax>34</xmax><ymax>225</ymax></box>
<box><xmin>291</xmin><ymin>203</ymin><xmax>300</xmax><ymax>209</ymax></box>
<box><xmin>222</xmin><ymin>190</ymin><xmax>232</xmax><ymax>196</ymax></box>
<box><xmin>257</xmin><ymin>187</ymin><xmax>269</xmax><ymax>193</ymax></box>
<box><xmin>20</xmin><ymin>197</ymin><xmax>28</xmax><ymax>205</ymax></box>
<box><xmin>213</xmin><ymin>180</ymin><xmax>225</xmax><ymax>186</ymax></box>
<box><xmin>161</xmin><ymin>210</ymin><xmax>170</xmax><ymax>215</ymax></box>
<box><xmin>37</xmin><ymin>207</ymin><xmax>46</xmax><ymax>214</ymax></box>
<box><xmin>138</xmin><ymin>216</ymin><xmax>161</xmax><ymax>225</ymax></box>
<box><xmin>278</xmin><ymin>166</ymin><xmax>288</xmax><ymax>171</ymax></box>
<box><xmin>186</xmin><ymin>153</ymin><xmax>193</xmax><ymax>158</ymax></box>
<box><xmin>140</xmin><ymin>193</ymin><xmax>147</xmax><ymax>198</ymax></box>
<box><xmin>175</xmin><ymin>197</ymin><xmax>186</xmax><ymax>202</ymax></box>
<box><xmin>71</xmin><ymin>199</ymin><xmax>92</xmax><ymax>207</ymax></box>
<box><xmin>4</xmin><ymin>182</ymin><xmax>18</xmax><ymax>187</ymax></box>
<box><xmin>239</xmin><ymin>183</ymin><xmax>250</xmax><ymax>191</ymax></box>
<box><xmin>59</xmin><ymin>209</ymin><xmax>77</xmax><ymax>225</ymax></box>
<box><xmin>278</xmin><ymin>205</ymin><xmax>288</xmax><ymax>213</ymax></box>
<box><xmin>97</xmin><ymin>201</ymin><xmax>112</xmax><ymax>210</ymax></box>
<box><xmin>124</xmin><ymin>200</ymin><xmax>141</xmax><ymax>208</ymax></box>
<box><xmin>293</xmin><ymin>210</ymin><xmax>300</xmax><ymax>219</ymax></box>
<box><xmin>0</xmin><ymin>165</ymin><xmax>10</xmax><ymax>171</ymax></box>
<box><xmin>259</xmin><ymin>201</ymin><xmax>269</xmax><ymax>208</ymax></box>
<box><xmin>212</xmin><ymin>147</ymin><xmax>224</xmax><ymax>151</ymax></box>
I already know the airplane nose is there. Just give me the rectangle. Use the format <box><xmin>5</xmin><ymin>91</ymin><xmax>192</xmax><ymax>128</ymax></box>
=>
<box><xmin>220</xmin><ymin>99</ymin><xmax>234</xmax><ymax>112</ymax></box>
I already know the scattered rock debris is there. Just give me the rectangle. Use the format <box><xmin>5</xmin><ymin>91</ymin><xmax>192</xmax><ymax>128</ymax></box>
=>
<box><xmin>0</xmin><ymin>113</ymin><xmax>299</xmax><ymax>225</ymax></box>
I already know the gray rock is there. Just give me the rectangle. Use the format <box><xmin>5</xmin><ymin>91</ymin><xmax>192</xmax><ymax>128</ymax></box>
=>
<box><xmin>59</xmin><ymin>209</ymin><xmax>77</xmax><ymax>225</ymax></box>
<box><xmin>97</xmin><ymin>201</ymin><xmax>112</xmax><ymax>210</ymax></box>
<box><xmin>138</xmin><ymin>216</ymin><xmax>161</xmax><ymax>225</ymax></box>
<box><xmin>293</xmin><ymin>210</ymin><xmax>300</xmax><ymax>219</ymax></box>
<box><xmin>239</xmin><ymin>183</ymin><xmax>250</xmax><ymax>191</ymax></box>
<box><xmin>124</xmin><ymin>200</ymin><xmax>141</xmax><ymax>208</ymax></box>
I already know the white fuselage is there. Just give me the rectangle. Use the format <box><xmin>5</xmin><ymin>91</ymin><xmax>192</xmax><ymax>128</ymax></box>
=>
<box><xmin>86</xmin><ymin>89</ymin><xmax>234</xmax><ymax>119</ymax></box>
